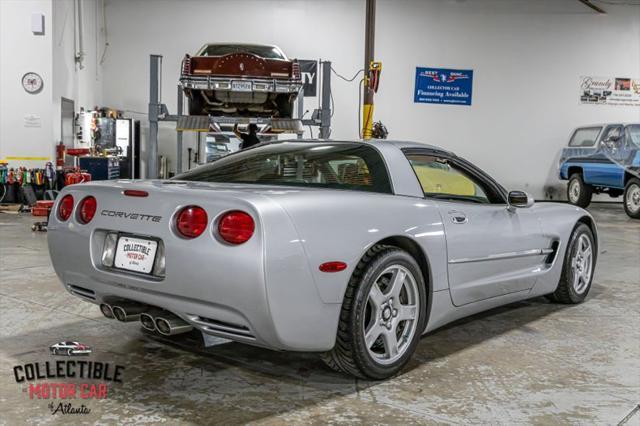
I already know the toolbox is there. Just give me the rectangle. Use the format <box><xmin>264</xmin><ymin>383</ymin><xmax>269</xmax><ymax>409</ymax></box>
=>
<box><xmin>31</xmin><ymin>200</ymin><xmax>55</xmax><ymax>217</ymax></box>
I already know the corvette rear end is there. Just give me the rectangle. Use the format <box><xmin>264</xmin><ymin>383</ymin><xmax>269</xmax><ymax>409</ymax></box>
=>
<box><xmin>47</xmin><ymin>180</ymin><xmax>341</xmax><ymax>351</ymax></box>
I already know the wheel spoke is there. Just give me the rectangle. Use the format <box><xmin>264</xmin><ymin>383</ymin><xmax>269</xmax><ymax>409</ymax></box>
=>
<box><xmin>368</xmin><ymin>282</ymin><xmax>385</xmax><ymax>308</ymax></box>
<box><xmin>573</xmin><ymin>267</ymin><xmax>580</xmax><ymax>286</ymax></box>
<box><xmin>389</xmin><ymin>268</ymin><xmax>406</xmax><ymax>299</ymax></box>
<box><xmin>583</xmin><ymin>246</ymin><xmax>592</xmax><ymax>259</ymax></box>
<box><xmin>365</xmin><ymin>323</ymin><xmax>384</xmax><ymax>349</ymax></box>
<box><xmin>382</xmin><ymin>331</ymin><xmax>399</xmax><ymax>358</ymax></box>
<box><xmin>397</xmin><ymin>304</ymin><xmax>417</xmax><ymax>321</ymax></box>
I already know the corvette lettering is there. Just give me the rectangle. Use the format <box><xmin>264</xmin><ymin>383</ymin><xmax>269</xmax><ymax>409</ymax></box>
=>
<box><xmin>100</xmin><ymin>210</ymin><xmax>161</xmax><ymax>222</ymax></box>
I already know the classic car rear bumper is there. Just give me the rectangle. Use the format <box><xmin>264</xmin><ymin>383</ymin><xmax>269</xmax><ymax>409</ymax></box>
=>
<box><xmin>180</xmin><ymin>75</ymin><xmax>302</xmax><ymax>94</ymax></box>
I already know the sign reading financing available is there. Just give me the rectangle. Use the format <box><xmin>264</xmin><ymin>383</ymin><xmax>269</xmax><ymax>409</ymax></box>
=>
<box><xmin>579</xmin><ymin>76</ymin><xmax>640</xmax><ymax>106</ymax></box>
<box><xmin>414</xmin><ymin>67</ymin><xmax>473</xmax><ymax>106</ymax></box>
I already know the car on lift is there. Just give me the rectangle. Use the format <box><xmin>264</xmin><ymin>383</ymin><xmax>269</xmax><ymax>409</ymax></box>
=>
<box><xmin>180</xmin><ymin>43</ymin><xmax>302</xmax><ymax>118</ymax></box>
<box><xmin>559</xmin><ymin>123</ymin><xmax>640</xmax><ymax>219</ymax></box>
<box><xmin>48</xmin><ymin>140</ymin><xmax>597</xmax><ymax>379</ymax></box>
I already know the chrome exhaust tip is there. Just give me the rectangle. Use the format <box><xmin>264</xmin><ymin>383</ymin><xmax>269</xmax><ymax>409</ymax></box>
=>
<box><xmin>99</xmin><ymin>303</ymin><xmax>114</xmax><ymax>319</ymax></box>
<box><xmin>140</xmin><ymin>312</ymin><xmax>158</xmax><ymax>332</ymax></box>
<box><xmin>154</xmin><ymin>314</ymin><xmax>193</xmax><ymax>336</ymax></box>
<box><xmin>111</xmin><ymin>303</ymin><xmax>148</xmax><ymax>322</ymax></box>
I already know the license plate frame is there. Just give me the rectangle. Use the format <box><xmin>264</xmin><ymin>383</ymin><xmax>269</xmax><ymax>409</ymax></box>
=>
<box><xmin>231</xmin><ymin>80</ymin><xmax>253</xmax><ymax>92</ymax></box>
<box><xmin>113</xmin><ymin>235</ymin><xmax>158</xmax><ymax>275</ymax></box>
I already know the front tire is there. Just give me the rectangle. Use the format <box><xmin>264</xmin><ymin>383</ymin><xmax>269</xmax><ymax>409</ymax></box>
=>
<box><xmin>322</xmin><ymin>245</ymin><xmax>427</xmax><ymax>380</ymax></box>
<box><xmin>549</xmin><ymin>223</ymin><xmax>596</xmax><ymax>304</ymax></box>
<box><xmin>567</xmin><ymin>174</ymin><xmax>593</xmax><ymax>208</ymax></box>
<box><xmin>623</xmin><ymin>177</ymin><xmax>640</xmax><ymax>219</ymax></box>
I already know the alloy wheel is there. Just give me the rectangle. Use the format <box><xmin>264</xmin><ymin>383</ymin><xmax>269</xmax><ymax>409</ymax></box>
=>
<box><xmin>363</xmin><ymin>265</ymin><xmax>420</xmax><ymax>365</ymax></box>
<box><xmin>572</xmin><ymin>234</ymin><xmax>593</xmax><ymax>294</ymax></box>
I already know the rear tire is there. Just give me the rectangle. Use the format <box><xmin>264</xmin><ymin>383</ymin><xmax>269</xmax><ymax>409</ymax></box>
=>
<box><xmin>322</xmin><ymin>245</ymin><xmax>427</xmax><ymax>380</ymax></box>
<box><xmin>623</xmin><ymin>177</ymin><xmax>640</xmax><ymax>219</ymax></box>
<box><xmin>549</xmin><ymin>223</ymin><xmax>595</xmax><ymax>304</ymax></box>
<box><xmin>567</xmin><ymin>174</ymin><xmax>593</xmax><ymax>208</ymax></box>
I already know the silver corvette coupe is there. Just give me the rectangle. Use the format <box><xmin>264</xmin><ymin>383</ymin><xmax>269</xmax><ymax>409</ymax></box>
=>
<box><xmin>48</xmin><ymin>140</ymin><xmax>597</xmax><ymax>379</ymax></box>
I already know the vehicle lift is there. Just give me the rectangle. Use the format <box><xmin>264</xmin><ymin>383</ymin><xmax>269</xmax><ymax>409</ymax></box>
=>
<box><xmin>147</xmin><ymin>55</ymin><xmax>333</xmax><ymax>179</ymax></box>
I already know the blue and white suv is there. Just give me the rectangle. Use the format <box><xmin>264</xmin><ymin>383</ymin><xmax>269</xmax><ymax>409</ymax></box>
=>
<box><xmin>559</xmin><ymin>123</ymin><xmax>640</xmax><ymax>219</ymax></box>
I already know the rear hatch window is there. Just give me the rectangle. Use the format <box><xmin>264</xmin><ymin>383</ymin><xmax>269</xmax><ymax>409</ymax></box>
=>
<box><xmin>175</xmin><ymin>143</ymin><xmax>393</xmax><ymax>194</ymax></box>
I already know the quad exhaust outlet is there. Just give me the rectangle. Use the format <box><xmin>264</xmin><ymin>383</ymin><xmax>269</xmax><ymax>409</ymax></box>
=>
<box><xmin>99</xmin><ymin>303</ymin><xmax>193</xmax><ymax>335</ymax></box>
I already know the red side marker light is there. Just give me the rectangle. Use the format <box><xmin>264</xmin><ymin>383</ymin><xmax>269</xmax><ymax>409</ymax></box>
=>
<box><xmin>319</xmin><ymin>261</ymin><xmax>347</xmax><ymax>273</ymax></box>
<box><xmin>124</xmin><ymin>190</ymin><xmax>149</xmax><ymax>197</ymax></box>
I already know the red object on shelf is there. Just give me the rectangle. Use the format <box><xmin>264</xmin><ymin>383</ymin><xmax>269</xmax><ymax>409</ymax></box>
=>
<box><xmin>65</xmin><ymin>171</ymin><xmax>91</xmax><ymax>185</ymax></box>
<box><xmin>66</xmin><ymin>148</ymin><xmax>90</xmax><ymax>156</ymax></box>
<box><xmin>32</xmin><ymin>200</ymin><xmax>55</xmax><ymax>217</ymax></box>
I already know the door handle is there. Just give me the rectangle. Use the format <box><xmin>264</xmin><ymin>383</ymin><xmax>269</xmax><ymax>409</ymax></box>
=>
<box><xmin>448</xmin><ymin>211</ymin><xmax>468</xmax><ymax>224</ymax></box>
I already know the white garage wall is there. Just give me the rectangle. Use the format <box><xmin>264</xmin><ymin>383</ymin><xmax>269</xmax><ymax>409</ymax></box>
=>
<box><xmin>0</xmin><ymin>0</ymin><xmax>54</xmax><ymax>166</ymax></box>
<box><xmin>375</xmin><ymin>0</ymin><xmax>640</xmax><ymax>198</ymax></box>
<box><xmin>99</xmin><ymin>1</ymin><xmax>638</xmax><ymax>197</ymax></box>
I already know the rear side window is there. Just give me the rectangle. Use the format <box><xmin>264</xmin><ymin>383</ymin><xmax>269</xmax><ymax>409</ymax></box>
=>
<box><xmin>569</xmin><ymin>127</ymin><xmax>601</xmax><ymax>147</ymax></box>
<box><xmin>175</xmin><ymin>143</ymin><xmax>392</xmax><ymax>194</ymax></box>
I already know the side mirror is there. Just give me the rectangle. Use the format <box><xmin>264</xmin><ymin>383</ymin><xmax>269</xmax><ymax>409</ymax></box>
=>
<box><xmin>507</xmin><ymin>190</ymin><xmax>534</xmax><ymax>212</ymax></box>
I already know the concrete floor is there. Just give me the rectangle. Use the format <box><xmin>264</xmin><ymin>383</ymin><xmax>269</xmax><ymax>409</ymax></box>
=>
<box><xmin>0</xmin><ymin>203</ymin><xmax>638</xmax><ymax>425</ymax></box>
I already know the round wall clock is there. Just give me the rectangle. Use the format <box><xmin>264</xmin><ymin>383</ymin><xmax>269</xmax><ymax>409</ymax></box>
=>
<box><xmin>22</xmin><ymin>72</ymin><xmax>44</xmax><ymax>94</ymax></box>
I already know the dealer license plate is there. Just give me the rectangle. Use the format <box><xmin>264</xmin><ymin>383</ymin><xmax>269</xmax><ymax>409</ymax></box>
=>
<box><xmin>231</xmin><ymin>80</ymin><xmax>253</xmax><ymax>92</ymax></box>
<box><xmin>114</xmin><ymin>236</ymin><xmax>157</xmax><ymax>274</ymax></box>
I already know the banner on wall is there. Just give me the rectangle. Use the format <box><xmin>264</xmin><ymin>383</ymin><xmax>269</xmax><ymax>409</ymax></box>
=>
<box><xmin>299</xmin><ymin>60</ymin><xmax>318</xmax><ymax>97</ymax></box>
<box><xmin>414</xmin><ymin>67</ymin><xmax>473</xmax><ymax>106</ymax></box>
<box><xmin>579</xmin><ymin>76</ymin><xmax>640</xmax><ymax>106</ymax></box>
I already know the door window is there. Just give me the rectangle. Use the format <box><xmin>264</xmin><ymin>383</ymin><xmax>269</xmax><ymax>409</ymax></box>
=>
<box><xmin>406</xmin><ymin>154</ymin><xmax>496</xmax><ymax>204</ymax></box>
<box><xmin>568</xmin><ymin>127</ymin><xmax>601</xmax><ymax>147</ymax></box>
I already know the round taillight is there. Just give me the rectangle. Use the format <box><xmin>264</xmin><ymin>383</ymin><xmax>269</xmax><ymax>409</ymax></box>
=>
<box><xmin>78</xmin><ymin>196</ymin><xmax>97</xmax><ymax>224</ymax></box>
<box><xmin>57</xmin><ymin>194</ymin><xmax>74</xmax><ymax>221</ymax></box>
<box><xmin>218</xmin><ymin>211</ymin><xmax>255</xmax><ymax>244</ymax></box>
<box><xmin>176</xmin><ymin>206</ymin><xmax>208</xmax><ymax>238</ymax></box>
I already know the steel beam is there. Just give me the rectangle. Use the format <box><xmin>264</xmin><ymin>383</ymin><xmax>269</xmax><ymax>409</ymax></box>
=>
<box><xmin>362</xmin><ymin>0</ymin><xmax>376</xmax><ymax>139</ymax></box>
<box><xmin>148</xmin><ymin>54</ymin><xmax>162</xmax><ymax>179</ymax></box>
<box><xmin>319</xmin><ymin>61</ymin><xmax>332</xmax><ymax>139</ymax></box>
<box><xmin>176</xmin><ymin>85</ymin><xmax>184</xmax><ymax>174</ymax></box>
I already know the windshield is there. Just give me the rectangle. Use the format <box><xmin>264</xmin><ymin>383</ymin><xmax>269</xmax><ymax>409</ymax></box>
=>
<box><xmin>174</xmin><ymin>143</ymin><xmax>393</xmax><ymax>194</ymax></box>
<box><xmin>627</xmin><ymin>125</ymin><xmax>640</xmax><ymax>147</ymax></box>
<box><xmin>198</xmin><ymin>44</ymin><xmax>286</xmax><ymax>60</ymax></box>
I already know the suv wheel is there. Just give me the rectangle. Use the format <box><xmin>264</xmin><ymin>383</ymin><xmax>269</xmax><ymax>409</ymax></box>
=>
<box><xmin>567</xmin><ymin>174</ymin><xmax>593</xmax><ymax>208</ymax></box>
<box><xmin>624</xmin><ymin>177</ymin><xmax>640</xmax><ymax>219</ymax></box>
<box><xmin>322</xmin><ymin>245</ymin><xmax>427</xmax><ymax>379</ymax></box>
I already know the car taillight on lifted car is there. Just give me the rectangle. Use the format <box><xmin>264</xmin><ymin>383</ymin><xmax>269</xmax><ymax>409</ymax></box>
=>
<box><xmin>57</xmin><ymin>194</ymin><xmax>74</xmax><ymax>221</ymax></box>
<box><xmin>176</xmin><ymin>206</ymin><xmax>208</xmax><ymax>238</ymax></box>
<box><xmin>182</xmin><ymin>54</ymin><xmax>191</xmax><ymax>75</ymax></box>
<box><xmin>218</xmin><ymin>211</ymin><xmax>255</xmax><ymax>245</ymax></box>
<box><xmin>292</xmin><ymin>61</ymin><xmax>301</xmax><ymax>80</ymax></box>
<box><xmin>78</xmin><ymin>196</ymin><xmax>97</xmax><ymax>224</ymax></box>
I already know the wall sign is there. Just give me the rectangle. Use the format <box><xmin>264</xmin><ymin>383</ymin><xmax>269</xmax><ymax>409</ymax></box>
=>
<box><xmin>579</xmin><ymin>76</ymin><xmax>640</xmax><ymax>106</ymax></box>
<box><xmin>299</xmin><ymin>60</ymin><xmax>318</xmax><ymax>97</ymax></box>
<box><xmin>414</xmin><ymin>67</ymin><xmax>473</xmax><ymax>106</ymax></box>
